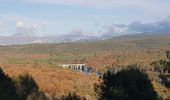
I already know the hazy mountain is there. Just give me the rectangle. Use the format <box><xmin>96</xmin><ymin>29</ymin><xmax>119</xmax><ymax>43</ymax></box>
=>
<box><xmin>0</xmin><ymin>33</ymin><xmax>100</xmax><ymax>45</ymax></box>
<box><xmin>0</xmin><ymin>34</ymin><xmax>39</xmax><ymax>45</ymax></box>
<box><xmin>0</xmin><ymin>32</ymin><xmax>169</xmax><ymax>55</ymax></box>
<box><xmin>0</xmin><ymin>32</ymin><xmax>170</xmax><ymax>45</ymax></box>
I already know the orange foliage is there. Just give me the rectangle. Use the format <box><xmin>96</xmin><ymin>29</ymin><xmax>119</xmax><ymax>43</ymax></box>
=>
<box><xmin>2</xmin><ymin>66</ymin><xmax>98</xmax><ymax>98</ymax></box>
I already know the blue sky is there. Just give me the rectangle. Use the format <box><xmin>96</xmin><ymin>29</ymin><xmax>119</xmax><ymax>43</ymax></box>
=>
<box><xmin>0</xmin><ymin>0</ymin><xmax>170</xmax><ymax>36</ymax></box>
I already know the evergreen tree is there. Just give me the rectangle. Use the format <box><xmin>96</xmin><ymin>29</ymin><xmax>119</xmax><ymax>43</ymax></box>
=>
<box><xmin>0</xmin><ymin>68</ymin><xmax>19</xmax><ymax>100</ymax></box>
<box><xmin>95</xmin><ymin>65</ymin><xmax>158</xmax><ymax>100</ymax></box>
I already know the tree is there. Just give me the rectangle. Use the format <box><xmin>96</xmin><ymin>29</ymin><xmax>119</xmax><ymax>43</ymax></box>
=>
<box><xmin>95</xmin><ymin>65</ymin><xmax>158</xmax><ymax>100</ymax></box>
<box><xmin>0</xmin><ymin>68</ymin><xmax>19</xmax><ymax>100</ymax></box>
<box><xmin>151</xmin><ymin>51</ymin><xmax>170</xmax><ymax>88</ymax></box>
<box><xmin>13</xmin><ymin>73</ymin><xmax>46</xmax><ymax>100</ymax></box>
<box><xmin>60</xmin><ymin>92</ymin><xmax>85</xmax><ymax>100</ymax></box>
<box><xmin>27</xmin><ymin>90</ymin><xmax>46</xmax><ymax>100</ymax></box>
<box><xmin>166</xmin><ymin>51</ymin><xmax>170</xmax><ymax>61</ymax></box>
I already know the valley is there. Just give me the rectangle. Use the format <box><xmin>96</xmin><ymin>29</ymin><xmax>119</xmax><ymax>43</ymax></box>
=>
<box><xmin>0</xmin><ymin>34</ymin><xmax>170</xmax><ymax>99</ymax></box>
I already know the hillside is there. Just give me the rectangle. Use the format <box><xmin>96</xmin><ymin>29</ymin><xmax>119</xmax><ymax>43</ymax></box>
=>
<box><xmin>0</xmin><ymin>33</ymin><xmax>170</xmax><ymax>54</ymax></box>
<box><xmin>0</xmin><ymin>33</ymin><xmax>170</xmax><ymax>99</ymax></box>
<box><xmin>0</xmin><ymin>33</ymin><xmax>169</xmax><ymax>69</ymax></box>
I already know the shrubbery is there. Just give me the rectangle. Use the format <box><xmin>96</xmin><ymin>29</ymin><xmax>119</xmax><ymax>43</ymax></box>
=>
<box><xmin>60</xmin><ymin>92</ymin><xmax>85</xmax><ymax>100</ymax></box>
<box><xmin>0</xmin><ymin>68</ymin><xmax>19</xmax><ymax>100</ymax></box>
<box><xmin>95</xmin><ymin>65</ymin><xmax>158</xmax><ymax>100</ymax></box>
<box><xmin>151</xmin><ymin>51</ymin><xmax>170</xmax><ymax>88</ymax></box>
<box><xmin>0</xmin><ymin>68</ymin><xmax>46</xmax><ymax>100</ymax></box>
<box><xmin>13</xmin><ymin>74</ymin><xmax>46</xmax><ymax>100</ymax></box>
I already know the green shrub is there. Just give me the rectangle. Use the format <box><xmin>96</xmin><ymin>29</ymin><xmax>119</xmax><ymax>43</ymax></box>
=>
<box><xmin>60</xmin><ymin>92</ymin><xmax>85</xmax><ymax>100</ymax></box>
<box><xmin>0</xmin><ymin>68</ymin><xmax>19</xmax><ymax>100</ymax></box>
<box><xmin>13</xmin><ymin>73</ymin><xmax>46</xmax><ymax>100</ymax></box>
<box><xmin>27</xmin><ymin>90</ymin><xmax>46</xmax><ymax>100</ymax></box>
<box><xmin>95</xmin><ymin>65</ymin><xmax>158</xmax><ymax>100</ymax></box>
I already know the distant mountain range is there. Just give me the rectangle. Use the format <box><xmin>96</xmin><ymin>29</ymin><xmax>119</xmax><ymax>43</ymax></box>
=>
<box><xmin>0</xmin><ymin>33</ymin><xmax>100</xmax><ymax>45</ymax></box>
<box><xmin>0</xmin><ymin>32</ymin><xmax>169</xmax><ymax>45</ymax></box>
<box><xmin>0</xmin><ymin>32</ymin><xmax>169</xmax><ymax>55</ymax></box>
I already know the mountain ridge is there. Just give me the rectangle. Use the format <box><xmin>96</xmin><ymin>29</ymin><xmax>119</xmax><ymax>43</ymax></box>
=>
<box><xmin>0</xmin><ymin>32</ymin><xmax>169</xmax><ymax>45</ymax></box>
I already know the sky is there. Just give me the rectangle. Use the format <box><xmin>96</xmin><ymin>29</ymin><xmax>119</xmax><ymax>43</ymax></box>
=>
<box><xmin>0</xmin><ymin>0</ymin><xmax>170</xmax><ymax>36</ymax></box>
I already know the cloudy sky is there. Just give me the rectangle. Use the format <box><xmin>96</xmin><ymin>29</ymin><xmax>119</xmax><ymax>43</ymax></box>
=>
<box><xmin>0</xmin><ymin>0</ymin><xmax>170</xmax><ymax>36</ymax></box>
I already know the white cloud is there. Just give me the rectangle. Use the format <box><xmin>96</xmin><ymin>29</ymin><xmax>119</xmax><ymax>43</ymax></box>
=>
<box><xmin>15</xmin><ymin>20</ymin><xmax>46</xmax><ymax>35</ymax></box>
<box><xmin>101</xmin><ymin>24</ymin><xmax>129</xmax><ymax>37</ymax></box>
<box><xmin>16</xmin><ymin>21</ymin><xmax>37</xmax><ymax>29</ymax></box>
<box><xmin>10</xmin><ymin>15</ymin><xmax>47</xmax><ymax>35</ymax></box>
<box><xmin>0</xmin><ymin>15</ymin><xmax>48</xmax><ymax>36</ymax></box>
<box><xmin>101</xmin><ymin>16</ymin><xmax>170</xmax><ymax>38</ymax></box>
<box><xmin>15</xmin><ymin>21</ymin><xmax>36</xmax><ymax>35</ymax></box>
<box><xmin>68</xmin><ymin>28</ymin><xmax>99</xmax><ymax>37</ymax></box>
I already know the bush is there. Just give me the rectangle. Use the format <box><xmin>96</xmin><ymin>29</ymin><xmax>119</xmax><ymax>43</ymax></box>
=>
<box><xmin>151</xmin><ymin>51</ymin><xmax>170</xmax><ymax>88</ymax></box>
<box><xmin>95</xmin><ymin>65</ymin><xmax>158</xmax><ymax>100</ymax></box>
<box><xmin>27</xmin><ymin>90</ymin><xmax>46</xmax><ymax>100</ymax></box>
<box><xmin>13</xmin><ymin>73</ymin><xmax>46</xmax><ymax>100</ymax></box>
<box><xmin>60</xmin><ymin>92</ymin><xmax>85</xmax><ymax>100</ymax></box>
<box><xmin>0</xmin><ymin>68</ymin><xmax>19</xmax><ymax>100</ymax></box>
<box><xmin>0</xmin><ymin>67</ymin><xmax>46</xmax><ymax>100</ymax></box>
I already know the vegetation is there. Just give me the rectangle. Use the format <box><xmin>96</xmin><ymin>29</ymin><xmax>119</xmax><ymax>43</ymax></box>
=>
<box><xmin>60</xmin><ymin>92</ymin><xmax>86</xmax><ymax>100</ymax></box>
<box><xmin>0</xmin><ymin>68</ymin><xmax>46</xmax><ymax>100</ymax></box>
<box><xmin>151</xmin><ymin>51</ymin><xmax>170</xmax><ymax>88</ymax></box>
<box><xmin>95</xmin><ymin>65</ymin><xmax>158</xmax><ymax>100</ymax></box>
<box><xmin>0</xmin><ymin>34</ymin><xmax>169</xmax><ymax>99</ymax></box>
<box><xmin>13</xmin><ymin>74</ymin><xmax>46</xmax><ymax>100</ymax></box>
<box><xmin>0</xmin><ymin>68</ymin><xmax>18</xmax><ymax>100</ymax></box>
